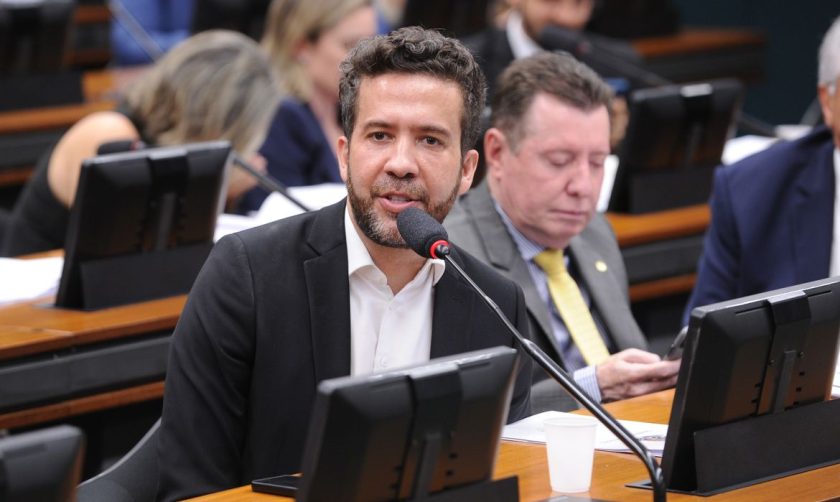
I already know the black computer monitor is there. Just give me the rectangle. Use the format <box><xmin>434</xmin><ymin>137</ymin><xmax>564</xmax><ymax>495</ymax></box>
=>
<box><xmin>56</xmin><ymin>141</ymin><xmax>231</xmax><ymax>310</ymax></box>
<box><xmin>608</xmin><ymin>78</ymin><xmax>743</xmax><ymax>213</ymax></box>
<box><xmin>661</xmin><ymin>277</ymin><xmax>840</xmax><ymax>494</ymax></box>
<box><xmin>295</xmin><ymin>347</ymin><xmax>520</xmax><ymax>502</ymax></box>
<box><xmin>0</xmin><ymin>0</ymin><xmax>81</xmax><ymax>111</ymax></box>
<box><xmin>0</xmin><ymin>425</ymin><xmax>85</xmax><ymax>502</ymax></box>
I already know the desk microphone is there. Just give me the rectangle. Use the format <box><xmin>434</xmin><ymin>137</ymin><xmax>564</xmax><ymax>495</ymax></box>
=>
<box><xmin>397</xmin><ymin>207</ymin><xmax>667</xmax><ymax>502</ymax></box>
<box><xmin>231</xmin><ymin>152</ymin><xmax>312</xmax><ymax>212</ymax></box>
<box><xmin>539</xmin><ymin>26</ymin><xmax>778</xmax><ymax>138</ymax></box>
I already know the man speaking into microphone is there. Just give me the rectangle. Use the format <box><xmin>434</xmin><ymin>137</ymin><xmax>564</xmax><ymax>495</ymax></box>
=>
<box><xmin>157</xmin><ymin>26</ymin><xmax>532</xmax><ymax>501</ymax></box>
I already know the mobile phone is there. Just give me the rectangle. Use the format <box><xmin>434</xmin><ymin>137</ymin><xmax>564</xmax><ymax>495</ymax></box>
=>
<box><xmin>664</xmin><ymin>326</ymin><xmax>688</xmax><ymax>361</ymax></box>
<box><xmin>251</xmin><ymin>474</ymin><xmax>300</xmax><ymax>497</ymax></box>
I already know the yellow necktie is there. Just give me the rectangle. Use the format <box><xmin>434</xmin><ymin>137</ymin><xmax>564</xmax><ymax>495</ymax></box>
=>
<box><xmin>534</xmin><ymin>249</ymin><xmax>610</xmax><ymax>365</ymax></box>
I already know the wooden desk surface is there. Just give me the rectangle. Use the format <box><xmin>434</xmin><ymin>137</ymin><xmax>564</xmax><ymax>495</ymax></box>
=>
<box><xmin>188</xmin><ymin>389</ymin><xmax>840</xmax><ymax>501</ymax></box>
<box><xmin>0</xmin><ymin>294</ymin><xmax>184</xmax><ymax>361</ymax></box>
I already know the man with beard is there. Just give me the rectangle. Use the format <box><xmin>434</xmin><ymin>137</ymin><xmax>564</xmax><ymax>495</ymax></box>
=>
<box><xmin>156</xmin><ymin>26</ymin><xmax>532</xmax><ymax>501</ymax></box>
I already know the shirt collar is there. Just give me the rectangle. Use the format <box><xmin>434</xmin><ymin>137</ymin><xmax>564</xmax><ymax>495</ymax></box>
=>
<box><xmin>344</xmin><ymin>205</ymin><xmax>446</xmax><ymax>284</ymax></box>
<box><xmin>506</xmin><ymin>9</ymin><xmax>543</xmax><ymax>60</ymax></box>
<box><xmin>493</xmin><ymin>200</ymin><xmax>549</xmax><ymax>261</ymax></box>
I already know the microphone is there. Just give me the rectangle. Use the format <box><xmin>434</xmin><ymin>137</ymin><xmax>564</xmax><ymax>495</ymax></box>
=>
<box><xmin>539</xmin><ymin>25</ymin><xmax>778</xmax><ymax>138</ymax></box>
<box><xmin>231</xmin><ymin>152</ymin><xmax>312</xmax><ymax>212</ymax></box>
<box><xmin>396</xmin><ymin>207</ymin><xmax>450</xmax><ymax>259</ymax></box>
<box><xmin>397</xmin><ymin>207</ymin><xmax>667</xmax><ymax>502</ymax></box>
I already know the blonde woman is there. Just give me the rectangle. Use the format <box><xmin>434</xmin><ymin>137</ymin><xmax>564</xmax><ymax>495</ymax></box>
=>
<box><xmin>239</xmin><ymin>0</ymin><xmax>376</xmax><ymax>212</ymax></box>
<box><xmin>2</xmin><ymin>30</ymin><xmax>278</xmax><ymax>256</ymax></box>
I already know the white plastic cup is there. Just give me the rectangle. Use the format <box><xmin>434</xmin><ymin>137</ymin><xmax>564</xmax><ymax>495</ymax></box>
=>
<box><xmin>544</xmin><ymin>414</ymin><xmax>598</xmax><ymax>493</ymax></box>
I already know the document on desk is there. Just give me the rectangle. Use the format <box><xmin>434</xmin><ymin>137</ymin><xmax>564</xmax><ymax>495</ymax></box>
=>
<box><xmin>503</xmin><ymin>411</ymin><xmax>667</xmax><ymax>456</ymax></box>
<box><xmin>0</xmin><ymin>256</ymin><xmax>64</xmax><ymax>305</ymax></box>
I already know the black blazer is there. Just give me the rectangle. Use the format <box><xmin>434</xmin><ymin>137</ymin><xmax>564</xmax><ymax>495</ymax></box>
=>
<box><xmin>157</xmin><ymin>200</ymin><xmax>532</xmax><ymax>501</ymax></box>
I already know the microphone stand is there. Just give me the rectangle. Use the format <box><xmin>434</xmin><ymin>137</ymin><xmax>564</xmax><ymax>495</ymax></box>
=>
<box><xmin>540</xmin><ymin>26</ymin><xmax>778</xmax><ymax>138</ymax></box>
<box><xmin>437</xmin><ymin>245</ymin><xmax>667</xmax><ymax>502</ymax></box>
<box><xmin>231</xmin><ymin>152</ymin><xmax>312</xmax><ymax>212</ymax></box>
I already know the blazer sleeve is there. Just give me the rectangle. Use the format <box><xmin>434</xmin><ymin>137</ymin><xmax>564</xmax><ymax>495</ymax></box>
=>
<box><xmin>157</xmin><ymin>234</ymin><xmax>257</xmax><ymax>501</ymax></box>
<box><xmin>683</xmin><ymin>166</ymin><xmax>741</xmax><ymax>324</ymax></box>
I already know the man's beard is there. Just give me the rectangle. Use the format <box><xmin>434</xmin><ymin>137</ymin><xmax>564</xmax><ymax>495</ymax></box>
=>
<box><xmin>346</xmin><ymin>166</ymin><xmax>461</xmax><ymax>248</ymax></box>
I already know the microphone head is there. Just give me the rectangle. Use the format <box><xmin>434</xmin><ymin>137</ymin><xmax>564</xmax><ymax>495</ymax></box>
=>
<box><xmin>538</xmin><ymin>26</ymin><xmax>589</xmax><ymax>56</ymax></box>
<box><xmin>397</xmin><ymin>207</ymin><xmax>450</xmax><ymax>259</ymax></box>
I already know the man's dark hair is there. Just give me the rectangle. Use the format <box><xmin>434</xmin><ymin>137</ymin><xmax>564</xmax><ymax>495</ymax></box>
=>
<box><xmin>491</xmin><ymin>51</ymin><xmax>613</xmax><ymax>151</ymax></box>
<box><xmin>339</xmin><ymin>26</ymin><xmax>486</xmax><ymax>155</ymax></box>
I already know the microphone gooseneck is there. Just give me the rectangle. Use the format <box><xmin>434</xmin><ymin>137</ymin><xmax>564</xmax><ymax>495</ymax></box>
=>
<box><xmin>231</xmin><ymin>152</ymin><xmax>311</xmax><ymax>212</ymax></box>
<box><xmin>397</xmin><ymin>208</ymin><xmax>667</xmax><ymax>502</ymax></box>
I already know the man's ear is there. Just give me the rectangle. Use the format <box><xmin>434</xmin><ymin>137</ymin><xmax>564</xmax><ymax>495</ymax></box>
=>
<box><xmin>484</xmin><ymin>128</ymin><xmax>509</xmax><ymax>182</ymax></box>
<box><xmin>819</xmin><ymin>84</ymin><xmax>835</xmax><ymax>130</ymax></box>
<box><xmin>457</xmin><ymin>149</ymin><xmax>479</xmax><ymax>195</ymax></box>
<box><xmin>337</xmin><ymin>136</ymin><xmax>350</xmax><ymax>183</ymax></box>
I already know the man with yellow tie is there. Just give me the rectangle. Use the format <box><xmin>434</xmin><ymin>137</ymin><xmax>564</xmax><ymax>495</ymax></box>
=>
<box><xmin>446</xmin><ymin>52</ymin><xmax>680</xmax><ymax>410</ymax></box>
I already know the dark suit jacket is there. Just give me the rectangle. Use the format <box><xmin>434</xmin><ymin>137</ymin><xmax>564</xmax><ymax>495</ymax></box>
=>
<box><xmin>239</xmin><ymin>98</ymin><xmax>340</xmax><ymax>212</ymax></box>
<box><xmin>463</xmin><ymin>26</ymin><xmax>643</xmax><ymax>97</ymax></box>
<box><xmin>157</xmin><ymin>199</ymin><xmax>532</xmax><ymax>501</ymax></box>
<box><xmin>684</xmin><ymin>126</ymin><xmax>835</xmax><ymax>321</ymax></box>
<box><xmin>444</xmin><ymin>184</ymin><xmax>648</xmax><ymax>373</ymax></box>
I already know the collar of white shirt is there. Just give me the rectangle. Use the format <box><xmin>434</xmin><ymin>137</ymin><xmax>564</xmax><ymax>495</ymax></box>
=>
<box><xmin>506</xmin><ymin>9</ymin><xmax>543</xmax><ymax>61</ymax></box>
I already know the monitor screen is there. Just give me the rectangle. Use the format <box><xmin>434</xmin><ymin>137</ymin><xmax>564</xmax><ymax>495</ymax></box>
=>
<box><xmin>662</xmin><ymin>277</ymin><xmax>840</xmax><ymax>492</ymax></box>
<box><xmin>295</xmin><ymin>346</ymin><xmax>519</xmax><ymax>502</ymax></box>
<box><xmin>0</xmin><ymin>425</ymin><xmax>84</xmax><ymax>502</ymax></box>
<box><xmin>56</xmin><ymin>141</ymin><xmax>231</xmax><ymax>310</ymax></box>
<box><xmin>608</xmin><ymin>78</ymin><xmax>743</xmax><ymax>213</ymax></box>
<box><xmin>0</xmin><ymin>0</ymin><xmax>74</xmax><ymax>75</ymax></box>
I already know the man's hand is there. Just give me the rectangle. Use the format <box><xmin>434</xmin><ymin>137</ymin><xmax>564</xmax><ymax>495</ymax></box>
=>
<box><xmin>596</xmin><ymin>348</ymin><xmax>680</xmax><ymax>402</ymax></box>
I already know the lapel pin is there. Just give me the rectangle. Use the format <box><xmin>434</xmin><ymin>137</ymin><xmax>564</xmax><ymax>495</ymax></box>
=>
<box><xmin>595</xmin><ymin>260</ymin><xmax>608</xmax><ymax>272</ymax></box>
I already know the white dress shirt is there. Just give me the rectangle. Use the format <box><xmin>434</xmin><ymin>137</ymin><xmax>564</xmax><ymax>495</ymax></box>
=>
<box><xmin>830</xmin><ymin>148</ymin><xmax>840</xmax><ymax>276</ymax></box>
<box><xmin>345</xmin><ymin>208</ymin><xmax>446</xmax><ymax>376</ymax></box>
<box><xmin>505</xmin><ymin>9</ymin><xmax>543</xmax><ymax>61</ymax></box>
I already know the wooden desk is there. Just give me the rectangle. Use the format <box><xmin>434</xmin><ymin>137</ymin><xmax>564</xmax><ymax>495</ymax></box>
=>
<box><xmin>188</xmin><ymin>389</ymin><xmax>840</xmax><ymax>501</ymax></box>
<box><xmin>0</xmin><ymin>293</ymin><xmax>183</xmax><ymax>429</ymax></box>
<box><xmin>632</xmin><ymin>28</ymin><xmax>766</xmax><ymax>84</ymax></box>
<box><xmin>608</xmin><ymin>204</ymin><xmax>710</xmax><ymax>302</ymax></box>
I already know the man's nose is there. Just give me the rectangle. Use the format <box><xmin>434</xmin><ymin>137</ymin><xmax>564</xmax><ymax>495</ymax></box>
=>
<box><xmin>384</xmin><ymin>137</ymin><xmax>419</xmax><ymax>178</ymax></box>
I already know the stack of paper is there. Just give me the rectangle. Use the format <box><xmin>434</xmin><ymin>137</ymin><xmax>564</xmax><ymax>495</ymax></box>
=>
<box><xmin>0</xmin><ymin>256</ymin><xmax>64</xmax><ymax>306</ymax></box>
<box><xmin>503</xmin><ymin>411</ymin><xmax>668</xmax><ymax>456</ymax></box>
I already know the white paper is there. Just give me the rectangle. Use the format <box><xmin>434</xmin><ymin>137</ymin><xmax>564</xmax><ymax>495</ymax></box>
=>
<box><xmin>833</xmin><ymin>355</ymin><xmax>840</xmax><ymax>398</ymax></box>
<box><xmin>503</xmin><ymin>410</ymin><xmax>667</xmax><ymax>456</ymax></box>
<box><xmin>0</xmin><ymin>256</ymin><xmax>64</xmax><ymax>305</ymax></box>
<box><xmin>596</xmin><ymin>154</ymin><xmax>619</xmax><ymax>213</ymax></box>
<box><xmin>721</xmin><ymin>135</ymin><xmax>778</xmax><ymax>165</ymax></box>
<box><xmin>255</xmin><ymin>183</ymin><xmax>346</xmax><ymax>224</ymax></box>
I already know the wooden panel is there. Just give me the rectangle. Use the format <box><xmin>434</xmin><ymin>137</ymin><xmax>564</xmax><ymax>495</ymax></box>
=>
<box><xmin>633</xmin><ymin>28</ymin><xmax>766</xmax><ymax>58</ymax></box>
<box><xmin>0</xmin><ymin>381</ymin><xmax>163</xmax><ymax>429</ymax></box>
<box><xmin>629</xmin><ymin>273</ymin><xmax>697</xmax><ymax>303</ymax></box>
<box><xmin>607</xmin><ymin>204</ymin><xmax>710</xmax><ymax>248</ymax></box>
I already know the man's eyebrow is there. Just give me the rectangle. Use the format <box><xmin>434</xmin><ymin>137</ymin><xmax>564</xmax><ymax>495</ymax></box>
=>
<box><xmin>359</xmin><ymin>120</ymin><xmax>393</xmax><ymax>131</ymax></box>
<box><xmin>416</xmin><ymin>124</ymin><xmax>452</xmax><ymax>138</ymax></box>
